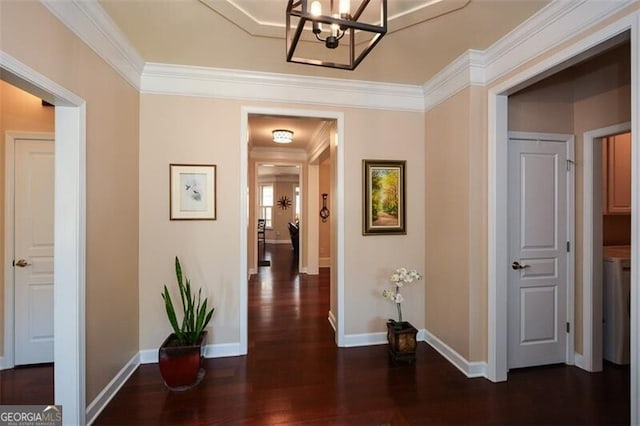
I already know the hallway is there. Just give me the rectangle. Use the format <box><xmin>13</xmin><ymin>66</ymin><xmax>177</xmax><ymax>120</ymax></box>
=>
<box><xmin>90</xmin><ymin>243</ymin><xmax>630</xmax><ymax>424</ymax></box>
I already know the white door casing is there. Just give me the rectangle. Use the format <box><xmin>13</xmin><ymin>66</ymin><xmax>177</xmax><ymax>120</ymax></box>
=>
<box><xmin>582</xmin><ymin>122</ymin><xmax>631</xmax><ymax>373</ymax></box>
<box><xmin>13</xmin><ymin>138</ymin><xmax>55</xmax><ymax>365</ymax></box>
<box><xmin>507</xmin><ymin>133</ymin><xmax>573</xmax><ymax>369</ymax></box>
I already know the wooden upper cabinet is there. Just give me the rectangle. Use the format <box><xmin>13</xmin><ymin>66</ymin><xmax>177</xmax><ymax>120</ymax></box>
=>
<box><xmin>604</xmin><ymin>132</ymin><xmax>631</xmax><ymax>214</ymax></box>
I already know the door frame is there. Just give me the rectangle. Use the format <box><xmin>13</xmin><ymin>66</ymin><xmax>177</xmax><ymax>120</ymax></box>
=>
<box><xmin>3</xmin><ymin>131</ymin><xmax>54</xmax><ymax>369</ymax></box>
<box><xmin>581</xmin><ymin>121</ymin><xmax>631</xmax><ymax>372</ymax></box>
<box><xmin>488</xmin><ymin>14</ymin><xmax>638</xmax><ymax>387</ymax></box>
<box><xmin>506</xmin><ymin>131</ymin><xmax>575</xmax><ymax>369</ymax></box>
<box><xmin>240</xmin><ymin>106</ymin><xmax>345</xmax><ymax>353</ymax></box>
<box><xmin>489</xmin><ymin>13</ymin><xmax>640</xmax><ymax>424</ymax></box>
<box><xmin>1</xmin><ymin>53</ymin><xmax>87</xmax><ymax>425</ymax></box>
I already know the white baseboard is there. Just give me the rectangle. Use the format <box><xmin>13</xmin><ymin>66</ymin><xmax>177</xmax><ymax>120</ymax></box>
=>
<box><xmin>319</xmin><ymin>257</ymin><xmax>331</xmax><ymax>268</ymax></box>
<box><xmin>423</xmin><ymin>329</ymin><xmax>487</xmax><ymax>378</ymax></box>
<box><xmin>341</xmin><ymin>327</ymin><xmax>427</xmax><ymax>348</ymax></box>
<box><xmin>574</xmin><ymin>352</ymin><xmax>586</xmax><ymax>370</ymax></box>
<box><xmin>86</xmin><ymin>353</ymin><xmax>140</xmax><ymax>425</ymax></box>
<box><xmin>343</xmin><ymin>331</ymin><xmax>387</xmax><ymax>347</ymax></box>
<box><xmin>139</xmin><ymin>342</ymin><xmax>243</xmax><ymax>364</ymax></box>
<box><xmin>328</xmin><ymin>310</ymin><xmax>337</xmax><ymax>332</ymax></box>
<box><xmin>265</xmin><ymin>239</ymin><xmax>292</xmax><ymax>244</ymax></box>
<box><xmin>0</xmin><ymin>356</ymin><xmax>7</xmax><ymax>370</ymax></box>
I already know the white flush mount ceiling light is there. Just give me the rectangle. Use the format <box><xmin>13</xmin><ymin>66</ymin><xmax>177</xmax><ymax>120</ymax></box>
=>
<box><xmin>272</xmin><ymin>129</ymin><xmax>294</xmax><ymax>144</ymax></box>
<box><xmin>286</xmin><ymin>0</ymin><xmax>387</xmax><ymax>70</ymax></box>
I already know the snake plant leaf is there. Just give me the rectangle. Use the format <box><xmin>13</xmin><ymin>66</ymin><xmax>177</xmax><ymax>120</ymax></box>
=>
<box><xmin>163</xmin><ymin>257</ymin><xmax>216</xmax><ymax>346</ymax></box>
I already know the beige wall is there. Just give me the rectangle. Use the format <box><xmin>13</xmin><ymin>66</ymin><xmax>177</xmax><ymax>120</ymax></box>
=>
<box><xmin>343</xmin><ymin>108</ymin><xmax>425</xmax><ymax>333</ymax></box>
<box><xmin>139</xmin><ymin>96</ymin><xmax>426</xmax><ymax>348</ymax></box>
<box><xmin>0</xmin><ymin>82</ymin><xmax>55</xmax><ymax>354</ymax></box>
<box><xmin>139</xmin><ymin>94</ymin><xmax>242</xmax><ymax>349</ymax></box>
<box><xmin>425</xmin><ymin>87</ymin><xmax>487</xmax><ymax>360</ymax></box>
<box><xmin>1</xmin><ymin>1</ymin><xmax>140</xmax><ymax>403</ymax></box>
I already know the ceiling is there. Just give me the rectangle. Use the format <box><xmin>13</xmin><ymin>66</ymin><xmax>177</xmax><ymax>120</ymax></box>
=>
<box><xmin>99</xmin><ymin>0</ymin><xmax>550</xmax><ymax>85</ymax></box>
<box><xmin>249</xmin><ymin>114</ymin><xmax>329</xmax><ymax>150</ymax></box>
<box><xmin>97</xmin><ymin>0</ymin><xmax>550</xmax><ymax>163</ymax></box>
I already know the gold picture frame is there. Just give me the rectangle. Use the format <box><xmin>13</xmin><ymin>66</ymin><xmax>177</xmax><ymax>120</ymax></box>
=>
<box><xmin>363</xmin><ymin>160</ymin><xmax>406</xmax><ymax>235</ymax></box>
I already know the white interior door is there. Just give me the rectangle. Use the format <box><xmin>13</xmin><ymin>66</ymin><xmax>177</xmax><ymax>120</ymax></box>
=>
<box><xmin>14</xmin><ymin>138</ymin><xmax>55</xmax><ymax>365</ymax></box>
<box><xmin>508</xmin><ymin>134</ymin><xmax>570</xmax><ymax>369</ymax></box>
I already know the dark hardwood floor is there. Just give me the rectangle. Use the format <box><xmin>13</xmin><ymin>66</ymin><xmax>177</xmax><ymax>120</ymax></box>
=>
<box><xmin>0</xmin><ymin>363</ymin><xmax>54</xmax><ymax>405</ymax></box>
<box><xmin>1</xmin><ymin>244</ymin><xmax>629</xmax><ymax>424</ymax></box>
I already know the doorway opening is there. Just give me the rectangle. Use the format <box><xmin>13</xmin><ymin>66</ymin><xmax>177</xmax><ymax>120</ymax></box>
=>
<box><xmin>583</xmin><ymin>122</ymin><xmax>631</xmax><ymax>373</ymax></box>
<box><xmin>489</xmin><ymin>17</ymin><xmax>638</xmax><ymax>422</ymax></box>
<box><xmin>240</xmin><ymin>106</ymin><xmax>344</xmax><ymax>353</ymax></box>
<box><xmin>1</xmin><ymin>54</ymin><xmax>86</xmax><ymax>424</ymax></box>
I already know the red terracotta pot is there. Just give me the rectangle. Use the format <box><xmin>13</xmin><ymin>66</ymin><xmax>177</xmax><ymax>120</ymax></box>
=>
<box><xmin>158</xmin><ymin>331</ymin><xmax>207</xmax><ymax>391</ymax></box>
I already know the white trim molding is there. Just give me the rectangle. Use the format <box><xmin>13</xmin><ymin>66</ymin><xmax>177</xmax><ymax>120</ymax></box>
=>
<box><xmin>484</xmin><ymin>0</ymin><xmax>635</xmax><ymax>85</ymax></box>
<box><xmin>423</xmin><ymin>49</ymin><xmax>485</xmax><ymax>111</ymax></box>
<box><xmin>343</xmin><ymin>332</ymin><xmax>387</xmax><ymax>347</ymax></box>
<box><xmin>339</xmin><ymin>327</ymin><xmax>487</xmax><ymax>378</ymax></box>
<box><xmin>40</xmin><ymin>0</ymin><xmax>144</xmax><ymax>90</ymax></box>
<box><xmin>423</xmin><ymin>330</ymin><xmax>487</xmax><ymax>378</ymax></box>
<box><xmin>86</xmin><ymin>354</ymin><xmax>140</xmax><ymax>426</ymax></box>
<box><xmin>142</xmin><ymin>63</ymin><xmax>425</xmax><ymax>112</ymax></box>
<box><xmin>422</xmin><ymin>1</ymin><xmax>636</xmax><ymax>112</ymax></box>
<box><xmin>581</xmin><ymin>122</ymin><xmax>631</xmax><ymax>373</ymax></box>
<box><xmin>328</xmin><ymin>310</ymin><xmax>337</xmax><ymax>332</ymax></box>
<box><xmin>1</xmin><ymin>51</ymin><xmax>88</xmax><ymax>426</ymax></box>
<box><xmin>139</xmin><ymin>342</ymin><xmax>243</xmax><ymax>364</ymax></box>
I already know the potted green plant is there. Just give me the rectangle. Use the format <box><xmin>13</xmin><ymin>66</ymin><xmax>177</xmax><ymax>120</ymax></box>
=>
<box><xmin>382</xmin><ymin>267</ymin><xmax>422</xmax><ymax>363</ymax></box>
<box><xmin>159</xmin><ymin>256</ymin><xmax>215</xmax><ymax>391</ymax></box>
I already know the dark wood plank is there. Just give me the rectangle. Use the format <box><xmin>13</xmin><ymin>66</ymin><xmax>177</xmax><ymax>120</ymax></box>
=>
<box><xmin>0</xmin><ymin>363</ymin><xmax>54</xmax><ymax>405</ymax></box>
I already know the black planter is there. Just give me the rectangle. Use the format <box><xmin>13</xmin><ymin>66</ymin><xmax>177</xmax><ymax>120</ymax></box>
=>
<box><xmin>386</xmin><ymin>321</ymin><xmax>417</xmax><ymax>363</ymax></box>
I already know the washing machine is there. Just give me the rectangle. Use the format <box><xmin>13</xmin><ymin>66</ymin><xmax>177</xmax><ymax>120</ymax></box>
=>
<box><xmin>603</xmin><ymin>245</ymin><xmax>631</xmax><ymax>365</ymax></box>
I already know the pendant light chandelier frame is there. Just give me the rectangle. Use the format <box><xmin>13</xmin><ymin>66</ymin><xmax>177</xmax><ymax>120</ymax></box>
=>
<box><xmin>285</xmin><ymin>0</ymin><xmax>387</xmax><ymax>70</ymax></box>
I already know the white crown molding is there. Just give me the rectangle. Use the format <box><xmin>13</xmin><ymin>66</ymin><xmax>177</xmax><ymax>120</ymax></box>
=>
<box><xmin>199</xmin><ymin>0</ymin><xmax>468</xmax><ymax>44</ymax></box>
<box><xmin>423</xmin><ymin>49</ymin><xmax>485</xmax><ymax>111</ymax></box>
<box><xmin>40</xmin><ymin>0</ymin><xmax>144</xmax><ymax>90</ymax></box>
<box><xmin>308</xmin><ymin>121</ymin><xmax>332</xmax><ymax>163</ymax></box>
<box><xmin>423</xmin><ymin>0</ymin><xmax>636</xmax><ymax>111</ymax></box>
<box><xmin>250</xmin><ymin>146</ymin><xmax>309</xmax><ymax>161</ymax></box>
<box><xmin>141</xmin><ymin>63</ymin><xmax>425</xmax><ymax>112</ymax></box>
<box><xmin>38</xmin><ymin>0</ymin><xmax>636</xmax><ymax>113</ymax></box>
<box><xmin>483</xmin><ymin>0</ymin><xmax>636</xmax><ymax>85</ymax></box>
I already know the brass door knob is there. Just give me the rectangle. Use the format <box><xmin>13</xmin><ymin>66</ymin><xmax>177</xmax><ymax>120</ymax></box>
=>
<box><xmin>15</xmin><ymin>259</ymin><xmax>31</xmax><ymax>267</ymax></box>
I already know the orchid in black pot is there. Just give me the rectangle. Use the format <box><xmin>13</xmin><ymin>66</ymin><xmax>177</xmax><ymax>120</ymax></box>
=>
<box><xmin>383</xmin><ymin>267</ymin><xmax>422</xmax><ymax>363</ymax></box>
<box><xmin>382</xmin><ymin>267</ymin><xmax>422</xmax><ymax>329</ymax></box>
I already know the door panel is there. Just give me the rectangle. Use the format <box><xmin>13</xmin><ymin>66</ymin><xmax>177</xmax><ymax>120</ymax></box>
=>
<box><xmin>14</xmin><ymin>138</ymin><xmax>55</xmax><ymax>365</ymax></box>
<box><xmin>508</xmin><ymin>137</ymin><xmax>567</xmax><ymax>369</ymax></box>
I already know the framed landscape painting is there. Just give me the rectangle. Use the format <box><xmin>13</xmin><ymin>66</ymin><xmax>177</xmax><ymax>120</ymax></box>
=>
<box><xmin>170</xmin><ymin>164</ymin><xmax>217</xmax><ymax>220</ymax></box>
<box><xmin>362</xmin><ymin>160</ymin><xmax>406</xmax><ymax>235</ymax></box>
